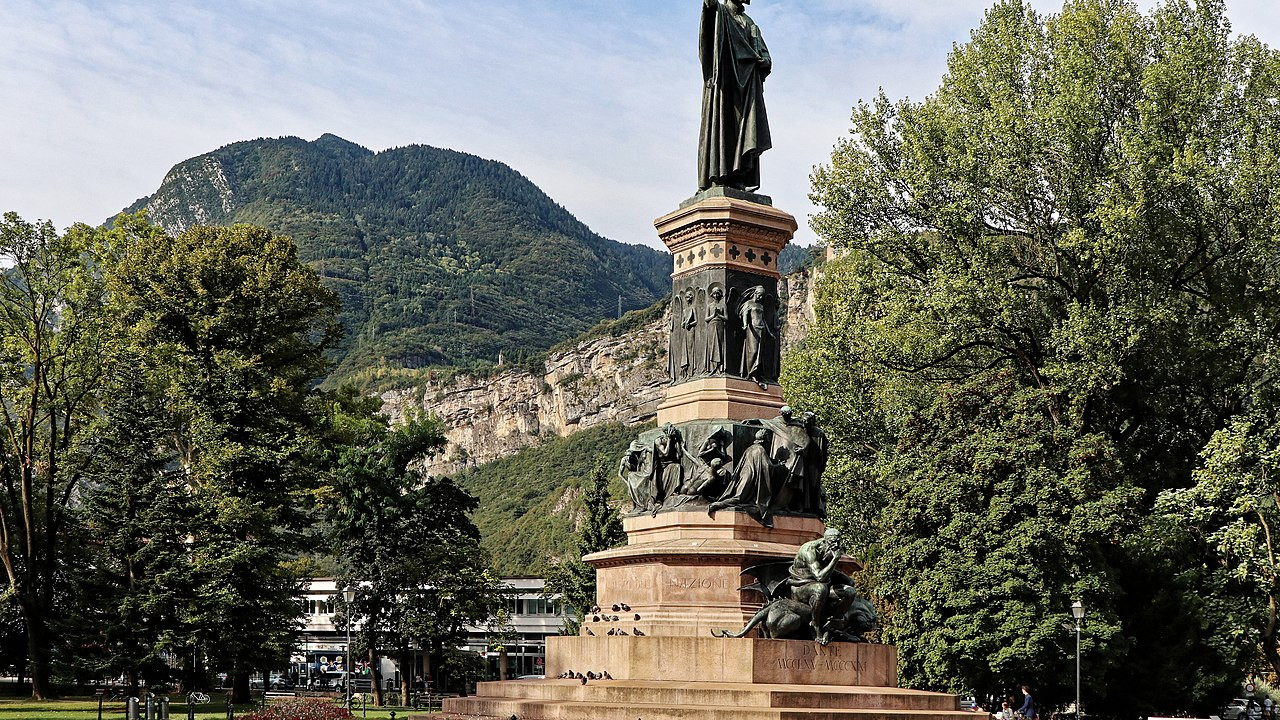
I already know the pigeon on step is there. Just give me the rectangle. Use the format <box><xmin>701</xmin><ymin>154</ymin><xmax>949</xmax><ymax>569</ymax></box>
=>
<box><xmin>634</xmin><ymin>628</ymin><xmax>646</xmax><ymax>636</ymax></box>
<box><xmin>585</xmin><ymin>628</ymin><xmax>595</xmax><ymax>636</ymax></box>
<box><xmin>620</xmin><ymin>603</ymin><xmax>631</xmax><ymax>611</ymax></box>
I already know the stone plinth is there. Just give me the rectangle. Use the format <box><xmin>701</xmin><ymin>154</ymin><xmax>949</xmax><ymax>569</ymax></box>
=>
<box><xmin>657</xmin><ymin>377</ymin><xmax>785</xmax><ymax>424</ymax></box>
<box><xmin>655</xmin><ymin>195</ymin><xmax>798</xmax><ymax>281</ymax></box>
<box><xmin>439</xmin><ymin>678</ymin><xmax>970</xmax><ymax>720</ymax></box>
<box><xmin>546</xmin><ymin>637</ymin><xmax>897</xmax><ymax>687</ymax></box>
<box><xmin>580</xmin><ymin>512</ymin><xmax>855</xmax><ymax>637</ymax></box>
<box><xmin>655</xmin><ymin>197</ymin><xmax>797</xmax><ymax>425</ymax></box>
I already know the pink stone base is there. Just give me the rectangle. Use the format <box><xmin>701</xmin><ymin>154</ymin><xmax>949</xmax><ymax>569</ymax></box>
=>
<box><xmin>583</xmin><ymin>512</ymin><xmax>859</xmax><ymax>637</ymax></box>
<box><xmin>547</xmin><ymin>636</ymin><xmax>897</xmax><ymax>688</ymax></box>
<box><xmin>439</xmin><ymin>677</ymin><xmax>967</xmax><ymax>720</ymax></box>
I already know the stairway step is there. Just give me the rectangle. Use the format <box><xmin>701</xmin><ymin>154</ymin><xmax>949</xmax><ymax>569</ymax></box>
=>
<box><xmin>440</xmin><ymin>696</ymin><xmax>977</xmax><ymax>720</ymax></box>
<box><xmin>471</xmin><ymin>680</ymin><xmax>958</xmax><ymax>711</ymax></box>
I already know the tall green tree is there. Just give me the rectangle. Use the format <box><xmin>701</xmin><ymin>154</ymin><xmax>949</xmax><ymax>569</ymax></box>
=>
<box><xmin>795</xmin><ymin>0</ymin><xmax>1280</xmax><ymax>713</ymax></box>
<box><xmin>69</xmin><ymin>354</ymin><xmax>194</xmax><ymax>690</ymax></box>
<box><xmin>327</xmin><ymin>409</ymin><xmax>506</xmax><ymax>704</ymax></box>
<box><xmin>104</xmin><ymin>217</ymin><xmax>341</xmax><ymax>701</ymax></box>
<box><xmin>545</xmin><ymin>456</ymin><xmax>626</xmax><ymax>635</ymax></box>
<box><xmin>0</xmin><ymin>213</ymin><xmax>109</xmax><ymax>698</ymax></box>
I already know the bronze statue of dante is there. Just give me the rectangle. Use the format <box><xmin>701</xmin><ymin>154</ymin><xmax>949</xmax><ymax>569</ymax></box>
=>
<box><xmin>699</xmin><ymin>0</ymin><xmax>773</xmax><ymax>192</ymax></box>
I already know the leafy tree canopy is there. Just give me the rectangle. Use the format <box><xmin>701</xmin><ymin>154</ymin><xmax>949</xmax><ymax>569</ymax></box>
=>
<box><xmin>791</xmin><ymin>0</ymin><xmax>1280</xmax><ymax>713</ymax></box>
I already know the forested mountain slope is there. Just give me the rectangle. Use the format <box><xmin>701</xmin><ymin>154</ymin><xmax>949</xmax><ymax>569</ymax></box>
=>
<box><xmin>121</xmin><ymin>134</ymin><xmax>671</xmax><ymax>382</ymax></box>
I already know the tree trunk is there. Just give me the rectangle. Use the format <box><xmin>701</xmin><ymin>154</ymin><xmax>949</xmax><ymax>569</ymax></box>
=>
<box><xmin>231</xmin><ymin>671</ymin><xmax>250</xmax><ymax>705</ymax></box>
<box><xmin>398</xmin><ymin>649</ymin><xmax>410</xmax><ymax>707</ymax></box>
<box><xmin>24</xmin><ymin>610</ymin><xmax>51</xmax><ymax>700</ymax></box>
<box><xmin>368</xmin><ymin>649</ymin><xmax>383</xmax><ymax>707</ymax></box>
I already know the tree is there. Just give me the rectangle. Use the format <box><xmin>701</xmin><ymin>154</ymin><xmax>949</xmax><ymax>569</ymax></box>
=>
<box><xmin>1155</xmin><ymin>400</ymin><xmax>1280</xmax><ymax>681</ymax></box>
<box><xmin>0</xmin><ymin>213</ymin><xmax>109</xmax><ymax>698</ymax></box>
<box><xmin>68</xmin><ymin>353</ymin><xmax>195</xmax><ymax>690</ymax></box>
<box><xmin>796</xmin><ymin>0</ymin><xmax>1280</xmax><ymax>713</ymax></box>
<box><xmin>104</xmin><ymin>217</ymin><xmax>341</xmax><ymax>702</ymax></box>
<box><xmin>326</xmin><ymin>408</ymin><xmax>506</xmax><ymax>704</ymax></box>
<box><xmin>545</xmin><ymin>456</ymin><xmax>626</xmax><ymax>635</ymax></box>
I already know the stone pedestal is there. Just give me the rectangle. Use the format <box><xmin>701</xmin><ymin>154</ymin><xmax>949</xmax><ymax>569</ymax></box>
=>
<box><xmin>547</xmin><ymin>637</ymin><xmax>897</xmax><ymax>687</ymax></box>
<box><xmin>656</xmin><ymin>195</ymin><xmax>798</xmax><ymax>425</ymax></box>
<box><xmin>576</xmin><ymin>512</ymin><xmax>857</xmax><ymax>638</ymax></box>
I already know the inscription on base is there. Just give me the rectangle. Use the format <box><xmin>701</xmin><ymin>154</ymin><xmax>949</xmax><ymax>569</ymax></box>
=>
<box><xmin>775</xmin><ymin>644</ymin><xmax>868</xmax><ymax>673</ymax></box>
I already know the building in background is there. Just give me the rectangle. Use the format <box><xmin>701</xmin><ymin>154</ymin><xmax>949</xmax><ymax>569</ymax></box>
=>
<box><xmin>296</xmin><ymin>577</ymin><xmax>565</xmax><ymax>688</ymax></box>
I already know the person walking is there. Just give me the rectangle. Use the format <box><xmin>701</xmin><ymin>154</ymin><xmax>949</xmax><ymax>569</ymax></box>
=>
<box><xmin>1017</xmin><ymin>686</ymin><xmax>1036</xmax><ymax>720</ymax></box>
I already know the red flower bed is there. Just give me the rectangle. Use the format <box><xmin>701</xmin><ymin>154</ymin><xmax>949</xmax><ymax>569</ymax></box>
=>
<box><xmin>241</xmin><ymin>699</ymin><xmax>354</xmax><ymax>720</ymax></box>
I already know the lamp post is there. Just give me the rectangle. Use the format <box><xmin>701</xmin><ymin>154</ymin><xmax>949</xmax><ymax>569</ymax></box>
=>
<box><xmin>1071</xmin><ymin>599</ymin><xmax>1085</xmax><ymax>720</ymax></box>
<box><xmin>344</xmin><ymin>588</ymin><xmax>356</xmax><ymax>711</ymax></box>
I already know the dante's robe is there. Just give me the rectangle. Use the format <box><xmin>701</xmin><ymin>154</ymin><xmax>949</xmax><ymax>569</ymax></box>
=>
<box><xmin>698</xmin><ymin>0</ymin><xmax>773</xmax><ymax>191</ymax></box>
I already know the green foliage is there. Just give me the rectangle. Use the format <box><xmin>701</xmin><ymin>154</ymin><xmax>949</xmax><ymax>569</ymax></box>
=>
<box><xmin>1156</xmin><ymin>400</ymin><xmax>1280</xmax><ymax>681</ymax></box>
<box><xmin>101</xmin><ymin>216</ymin><xmax>341</xmax><ymax>700</ymax></box>
<box><xmin>325</xmin><ymin>408</ymin><xmax>505</xmax><ymax>705</ymax></box>
<box><xmin>0</xmin><ymin>212</ymin><xmax>111</xmax><ymax>698</ymax></box>
<box><xmin>548</xmin><ymin>297</ymin><xmax>670</xmax><ymax>353</ymax></box>
<box><xmin>453</xmin><ymin>422</ymin><xmax>647</xmax><ymax>576</ymax></box>
<box><xmin>68</xmin><ymin>354</ymin><xmax>197</xmax><ymax>688</ymax></box>
<box><xmin>796</xmin><ymin>0</ymin><xmax>1280</xmax><ymax>713</ymax></box>
<box><xmin>875</xmin><ymin>373</ymin><xmax>1135</xmax><ymax>699</ymax></box>
<box><xmin>119</xmin><ymin>134</ymin><xmax>671</xmax><ymax>387</ymax></box>
<box><xmin>545</xmin><ymin>456</ymin><xmax>627</xmax><ymax>635</ymax></box>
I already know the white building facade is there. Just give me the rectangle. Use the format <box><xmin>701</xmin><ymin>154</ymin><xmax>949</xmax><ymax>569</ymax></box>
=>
<box><xmin>295</xmin><ymin>576</ymin><xmax>565</xmax><ymax>688</ymax></box>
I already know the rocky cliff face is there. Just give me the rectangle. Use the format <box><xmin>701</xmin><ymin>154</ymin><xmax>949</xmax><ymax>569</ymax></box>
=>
<box><xmin>385</xmin><ymin>263</ymin><xmax>822</xmax><ymax>476</ymax></box>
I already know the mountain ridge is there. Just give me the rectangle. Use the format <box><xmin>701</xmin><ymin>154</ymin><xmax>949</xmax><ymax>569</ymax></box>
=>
<box><xmin>120</xmin><ymin>134</ymin><xmax>673</xmax><ymax>383</ymax></box>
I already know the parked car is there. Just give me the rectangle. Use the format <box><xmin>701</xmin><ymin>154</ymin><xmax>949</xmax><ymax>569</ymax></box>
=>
<box><xmin>1222</xmin><ymin>698</ymin><xmax>1264</xmax><ymax>720</ymax></box>
<box><xmin>318</xmin><ymin>671</ymin><xmax>373</xmax><ymax>693</ymax></box>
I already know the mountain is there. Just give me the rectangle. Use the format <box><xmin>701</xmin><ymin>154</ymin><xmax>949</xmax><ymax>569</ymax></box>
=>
<box><xmin>121</xmin><ymin>134</ymin><xmax>672</xmax><ymax>383</ymax></box>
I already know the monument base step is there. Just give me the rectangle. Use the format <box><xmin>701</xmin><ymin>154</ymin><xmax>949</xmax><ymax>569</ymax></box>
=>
<box><xmin>435</xmin><ymin>679</ymin><xmax>968</xmax><ymax>720</ymax></box>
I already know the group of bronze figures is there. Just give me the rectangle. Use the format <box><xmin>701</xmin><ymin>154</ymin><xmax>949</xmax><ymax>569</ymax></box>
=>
<box><xmin>668</xmin><ymin>283</ymin><xmax>779</xmax><ymax>386</ymax></box>
<box><xmin>715</xmin><ymin>529</ymin><xmax>877</xmax><ymax>645</ymax></box>
<box><xmin>618</xmin><ymin>406</ymin><xmax>827</xmax><ymax>526</ymax></box>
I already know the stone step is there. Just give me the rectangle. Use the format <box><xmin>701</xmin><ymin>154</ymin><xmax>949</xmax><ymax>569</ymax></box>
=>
<box><xmin>471</xmin><ymin>680</ymin><xmax>959</xmax><ymax>711</ymax></box>
<box><xmin>438</xmin><ymin>696</ymin><xmax>975</xmax><ymax>720</ymax></box>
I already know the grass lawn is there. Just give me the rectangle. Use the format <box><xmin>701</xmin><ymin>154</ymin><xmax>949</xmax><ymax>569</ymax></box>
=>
<box><xmin>0</xmin><ymin>697</ymin><xmax>438</xmax><ymax>720</ymax></box>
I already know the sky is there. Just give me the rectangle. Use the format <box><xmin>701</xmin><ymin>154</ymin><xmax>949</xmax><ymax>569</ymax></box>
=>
<box><xmin>2</xmin><ymin>0</ymin><xmax>1278</xmax><ymax>250</ymax></box>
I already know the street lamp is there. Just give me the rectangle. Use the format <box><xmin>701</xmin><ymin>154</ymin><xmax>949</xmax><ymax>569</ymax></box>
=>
<box><xmin>344</xmin><ymin>588</ymin><xmax>356</xmax><ymax>711</ymax></box>
<box><xmin>1071</xmin><ymin>599</ymin><xmax>1085</xmax><ymax>720</ymax></box>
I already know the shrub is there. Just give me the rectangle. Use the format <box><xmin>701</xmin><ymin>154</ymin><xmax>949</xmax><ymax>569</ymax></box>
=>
<box><xmin>241</xmin><ymin>699</ymin><xmax>353</xmax><ymax>720</ymax></box>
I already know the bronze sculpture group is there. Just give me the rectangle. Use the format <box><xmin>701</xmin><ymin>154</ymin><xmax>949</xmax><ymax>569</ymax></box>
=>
<box><xmin>715</xmin><ymin>529</ymin><xmax>877</xmax><ymax>645</ymax></box>
<box><xmin>668</xmin><ymin>283</ymin><xmax>780</xmax><ymax>387</ymax></box>
<box><xmin>618</xmin><ymin>406</ymin><xmax>827</xmax><ymax>525</ymax></box>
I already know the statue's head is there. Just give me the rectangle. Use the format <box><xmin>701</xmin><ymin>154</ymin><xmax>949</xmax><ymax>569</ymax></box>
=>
<box><xmin>823</xmin><ymin>528</ymin><xmax>843</xmax><ymax>553</ymax></box>
<box><xmin>710</xmin><ymin>285</ymin><xmax>724</xmax><ymax>300</ymax></box>
<box><xmin>754</xmin><ymin>428</ymin><xmax>769</xmax><ymax>443</ymax></box>
<box><xmin>803</xmin><ymin>410</ymin><xmax>818</xmax><ymax>427</ymax></box>
<box><xmin>779</xmin><ymin>405</ymin><xmax>793</xmax><ymax>419</ymax></box>
<box><xmin>684</xmin><ymin>287</ymin><xmax>696</xmax><ymax>302</ymax></box>
<box><xmin>728</xmin><ymin>0</ymin><xmax>750</xmax><ymax>10</ymax></box>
